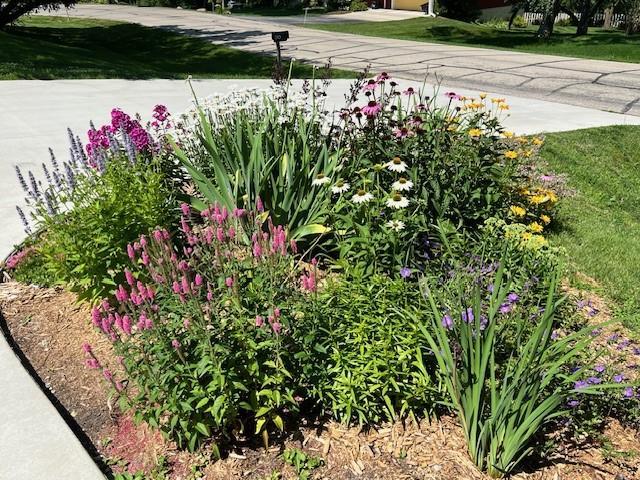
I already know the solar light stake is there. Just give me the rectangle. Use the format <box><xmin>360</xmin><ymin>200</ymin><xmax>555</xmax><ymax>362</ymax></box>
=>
<box><xmin>271</xmin><ymin>31</ymin><xmax>289</xmax><ymax>74</ymax></box>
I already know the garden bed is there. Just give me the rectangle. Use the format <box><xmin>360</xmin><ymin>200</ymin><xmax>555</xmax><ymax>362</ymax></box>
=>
<box><xmin>2</xmin><ymin>281</ymin><xmax>639</xmax><ymax>479</ymax></box>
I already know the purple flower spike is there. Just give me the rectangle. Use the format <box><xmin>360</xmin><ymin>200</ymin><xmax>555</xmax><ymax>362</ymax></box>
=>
<box><xmin>441</xmin><ymin>314</ymin><xmax>453</xmax><ymax>330</ymax></box>
<box><xmin>461</xmin><ymin>307</ymin><xmax>474</xmax><ymax>323</ymax></box>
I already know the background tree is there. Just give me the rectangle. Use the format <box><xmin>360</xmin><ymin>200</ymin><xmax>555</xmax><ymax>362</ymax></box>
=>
<box><xmin>621</xmin><ymin>0</ymin><xmax>640</xmax><ymax>32</ymax></box>
<box><xmin>0</xmin><ymin>0</ymin><xmax>76</xmax><ymax>29</ymax></box>
<box><xmin>438</xmin><ymin>0</ymin><xmax>481</xmax><ymax>21</ymax></box>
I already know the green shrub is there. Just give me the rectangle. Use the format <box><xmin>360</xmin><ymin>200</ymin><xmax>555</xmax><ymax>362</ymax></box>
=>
<box><xmin>307</xmin><ymin>274</ymin><xmax>441</xmax><ymax>424</ymax></box>
<box><xmin>86</xmin><ymin>206</ymin><xmax>321</xmax><ymax>451</ymax></box>
<box><xmin>438</xmin><ymin>0</ymin><xmax>480</xmax><ymax>21</ymax></box>
<box><xmin>37</xmin><ymin>157</ymin><xmax>175</xmax><ymax>301</ymax></box>
<box><xmin>349</xmin><ymin>0</ymin><xmax>368</xmax><ymax>11</ymax></box>
<box><xmin>512</xmin><ymin>15</ymin><xmax>528</xmax><ymax>28</ymax></box>
<box><xmin>3</xmin><ymin>240</ymin><xmax>53</xmax><ymax>286</ymax></box>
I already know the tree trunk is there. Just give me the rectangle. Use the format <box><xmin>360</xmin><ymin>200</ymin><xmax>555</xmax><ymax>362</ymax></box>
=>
<box><xmin>603</xmin><ymin>6</ymin><xmax>613</xmax><ymax>29</ymax></box>
<box><xmin>537</xmin><ymin>0</ymin><xmax>561</xmax><ymax>39</ymax></box>
<box><xmin>575</xmin><ymin>0</ymin><xmax>591</xmax><ymax>35</ymax></box>
<box><xmin>508</xmin><ymin>5</ymin><xmax>520</xmax><ymax>29</ymax></box>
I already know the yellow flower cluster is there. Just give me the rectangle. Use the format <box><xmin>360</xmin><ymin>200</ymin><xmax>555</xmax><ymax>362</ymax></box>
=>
<box><xmin>522</xmin><ymin>187</ymin><xmax>558</xmax><ymax>206</ymax></box>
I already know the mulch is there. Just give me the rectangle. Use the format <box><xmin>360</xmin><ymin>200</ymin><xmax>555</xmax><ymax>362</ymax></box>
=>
<box><xmin>1</xmin><ymin>281</ymin><xmax>639</xmax><ymax>480</ymax></box>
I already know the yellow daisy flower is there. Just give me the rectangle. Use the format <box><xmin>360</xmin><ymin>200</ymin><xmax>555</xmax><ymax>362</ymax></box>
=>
<box><xmin>528</xmin><ymin>222</ymin><xmax>544</xmax><ymax>233</ymax></box>
<box><xmin>468</xmin><ymin>128</ymin><xmax>482</xmax><ymax>138</ymax></box>
<box><xmin>504</xmin><ymin>150</ymin><xmax>518</xmax><ymax>159</ymax></box>
<box><xmin>532</xmin><ymin>137</ymin><xmax>544</xmax><ymax>146</ymax></box>
<box><xmin>540</xmin><ymin>214</ymin><xmax>551</xmax><ymax>225</ymax></box>
<box><xmin>510</xmin><ymin>205</ymin><xmax>526</xmax><ymax>217</ymax></box>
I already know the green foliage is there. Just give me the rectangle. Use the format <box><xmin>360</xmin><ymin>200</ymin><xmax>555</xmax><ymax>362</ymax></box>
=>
<box><xmin>349</xmin><ymin>0</ymin><xmax>368</xmax><ymax>11</ymax></box>
<box><xmin>512</xmin><ymin>15</ymin><xmax>528</xmax><ymax>28</ymax></box>
<box><xmin>95</xmin><ymin>210</ymin><xmax>320</xmax><ymax>451</ymax></box>
<box><xmin>174</xmin><ymin>90</ymin><xmax>339</xmax><ymax>240</ymax></box>
<box><xmin>307</xmin><ymin>274</ymin><xmax>441</xmax><ymax>424</ymax></box>
<box><xmin>416</xmin><ymin>267</ymin><xmax>611</xmax><ymax>477</ymax></box>
<box><xmin>4</xmin><ymin>241</ymin><xmax>53</xmax><ymax>286</ymax></box>
<box><xmin>38</xmin><ymin>157</ymin><xmax>175</xmax><ymax>301</ymax></box>
<box><xmin>283</xmin><ymin>448</ymin><xmax>324</xmax><ymax>480</ymax></box>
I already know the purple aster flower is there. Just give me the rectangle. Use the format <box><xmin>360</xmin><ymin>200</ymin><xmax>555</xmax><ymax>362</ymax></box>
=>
<box><xmin>486</xmin><ymin>284</ymin><xmax>494</xmax><ymax>293</ymax></box>
<box><xmin>400</xmin><ymin>267</ymin><xmax>412</xmax><ymax>279</ymax></box>
<box><xmin>587</xmin><ymin>376</ymin><xmax>602</xmax><ymax>385</ymax></box>
<box><xmin>614</xmin><ymin>374</ymin><xmax>624</xmax><ymax>383</ymax></box>
<box><xmin>594</xmin><ymin>364</ymin><xmax>605</xmax><ymax>373</ymax></box>
<box><xmin>499</xmin><ymin>303</ymin><xmax>513</xmax><ymax>314</ymax></box>
<box><xmin>567</xmin><ymin>399</ymin><xmax>580</xmax><ymax>408</ymax></box>
<box><xmin>591</xmin><ymin>328</ymin><xmax>602</xmax><ymax>337</ymax></box>
<box><xmin>623</xmin><ymin>387</ymin><xmax>635</xmax><ymax>398</ymax></box>
<box><xmin>441</xmin><ymin>314</ymin><xmax>453</xmax><ymax>330</ymax></box>
<box><xmin>574</xmin><ymin>380</ymin><xmax>588</xmax><ymax>390</ymax></box>
<box><xmin>507</xmin><ymin>292</ymin><xmax>519</xmax><ymax>303</ymax></box>
<box><xmin>551</xmin><ymin>330</ymin><xmax>559</xmax><ymax>340</ymax></box>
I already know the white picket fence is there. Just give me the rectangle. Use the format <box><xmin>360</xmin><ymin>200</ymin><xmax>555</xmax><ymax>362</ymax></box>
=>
<box><xmin>523</xmin><ymin>11</ymin><xmax>627</xmax><ymax>27</ymax></box>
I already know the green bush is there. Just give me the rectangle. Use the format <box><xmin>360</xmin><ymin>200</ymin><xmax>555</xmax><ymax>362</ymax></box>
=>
<box><xmin>307</xmin><ymin>274</ymin><xmax>441</xmax><ymax>424</ymax></box>
<box><xmin>37</xmin><ymin>157</ymin><xmax>175</xmax><ymax>301</ymax></box>
<box><xmin>512</xmin><ymin>15</ymin><xmax>528</xmax><ymax>28</ymax></box>
<box><xmin>349</xmin><ymin>0</ymin><xmax>368</xmax><ymax>11</ymax></box>
<box><xmin>438</xmin><ymin>0</ymin><xmax>480</xmax><ymax>22</ymax></box>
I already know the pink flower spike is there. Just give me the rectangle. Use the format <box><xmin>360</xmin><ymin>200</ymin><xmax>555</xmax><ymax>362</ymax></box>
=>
<box><xmin>139</xmin><ymin>235</ymin><xmax>147</xmax><ymax>248</ymax></box>
<box><xmin>180</xmin><ymin>203</ymin><xmax>191</xmax><ymax>216</ymax></box>
<box><xmin>194</xmin><ymin>274</ymin><xmax>203</xmax><ymax>286</ymax></box>
<box><xmin>122</xmin><ymin>315</ymin><xmax>132</xmax><ymax>335</ymax></box>
<box><xmin>172</xmin><ymin>281</ymin><xmax>181</xmax><ymax>294</ymax></box>
<box><xmin>272</xmin><ymin>322</ymin><xmax>282</xmax><ymax>335</ymax></box>
<box><xmin>171</xmin><ymin>339</ymin><xmax>181</xmax><ymax>350</ymax></box>
<box><xmin>103</xmin><ymin>368</ymin><xmax>113</xmax><ymax>381</ymax></box>
<box><xmin>225</xmin><ymin>277</ymin><xmax>234</xmax><ymax>288</ymax></box>
<box><xmin>274</xmin><ymin>307</ymin><xmax>281</xmax><ymax>318</ymax></box>
<box><xmin>290</xmin><ymin>239</ymin><xmax>298</xmax><ymax>254</ymax></box>
<box><xmin>183</xmin><ymin>318</ymin><xmax>190</xmax><ymax>329</ymax></box>
<box><xmin>82</xmin><ymin>343</ymin><xmax>92</xmax><ymax>354</ymax></box>
<box><xmin>127</xmin><ymin>243</ymin><xmax>135</xmax><ymax>261</ymax></box>
<box><xmin>255</xmin><ymin>315</ymin><xmax>264</xmax><ymax>327</ymax></box>
<box><xmin>125</xmin><ymin>269</ymin><xmax>135</xmax><ymax>286</ymax></box>
<box><xmin>85</xmin><ymin>358</ymin><xmax>100</xmax><ymax>369</ymax></box>
<box><xmin>256</xmin><ymin>196</ymin><xmax>264</xmax><ymax>213</ymax></box>
<box><xmin>115</xmin><ymin>381</ymin><xmax>124</xmax><ymax>392</ymax></box>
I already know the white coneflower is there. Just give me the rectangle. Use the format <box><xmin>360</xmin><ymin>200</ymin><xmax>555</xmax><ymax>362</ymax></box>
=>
<box><xmin>386</xmin><ymin>156</ymin><xmax>408</xmax><ymax>173</ymax></box>
<box><xmin>386</xmin><ymin>193</ymin><xmax>409</xmax><ymax>209</ymax></box>
<box><xmin>385</xmin><ymin>220</ymin><xmax>405</xmax><ymax>232</ymax></box>
<box><xmin>311</xmin><ymin>173</ymin><xmax>331</xmax><ymax>186</ymax></box>
<box><xmin>392</xmin><ymin>177</ymin><xmax>413</xmax><ymax>192</ymax></box>
<box><xmin>331</xmin><ymin>180</ymin><xmax>350</xmax><ymax>194</ymax></box>
<box><xmin>352</xmin><ymin>189</ymin><xmax>374</xmax><ymax>204</ymax></box>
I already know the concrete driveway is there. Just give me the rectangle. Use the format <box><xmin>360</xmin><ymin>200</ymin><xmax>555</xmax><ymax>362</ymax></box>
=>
<box><xmin>51</xmin><ymin>4</ymin><xmax>640</xmax><ymax>116</ymax></box>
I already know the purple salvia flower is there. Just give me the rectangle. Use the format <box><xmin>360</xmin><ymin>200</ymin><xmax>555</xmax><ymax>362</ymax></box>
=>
<box><xmin>41</xmin><ymin>162</ymin><xmax>52</xmax><ymax>186</ymax></box>
<box><xmin>28</xmin><ymin>171</ymin><xmax>41</xmax><ymax>200</ymax></box>
<box><xmin>14</xmin><ymin>166</ymin><xmax>28</xmax><ymax>193</ymax></box>
<box><xmin>64</xmin><ymin>162</ymin><xmax>76</xmax><ymax>190</ymax></box>
<box><xmin>48</xmin><ymin>148</ymin><xmax>60</xmax><ymax>174</ymax></box>
<box><xmin>16</xmin><ymin>206</ymin><xmax>31</xmax><ymax>234</ymax></box>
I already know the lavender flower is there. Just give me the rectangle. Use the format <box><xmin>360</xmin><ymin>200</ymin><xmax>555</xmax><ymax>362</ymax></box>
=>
<box><xmin>16</xmin><ymin>206</ymin><xmax>31</xmax><ymax>234</ymax></box>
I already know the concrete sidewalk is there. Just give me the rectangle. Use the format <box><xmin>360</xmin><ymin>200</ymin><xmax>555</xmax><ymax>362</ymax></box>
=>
<box><xmin>53</xmin><ymin>4</ymin><xmax>640</xmax><ymax>116</ymax></box>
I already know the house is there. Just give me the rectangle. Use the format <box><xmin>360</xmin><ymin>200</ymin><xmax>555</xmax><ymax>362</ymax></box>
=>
<box><xmin>370</xmin><ymin>0</ymin><xmax>512</xmax><ymax>19</ymax></box>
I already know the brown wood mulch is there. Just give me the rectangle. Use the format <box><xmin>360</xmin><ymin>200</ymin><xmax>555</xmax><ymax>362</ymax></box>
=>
<box><xmin>1</xmin><ymin>281</ymin><xmax>639</xmax><ymax>480</ymax></box>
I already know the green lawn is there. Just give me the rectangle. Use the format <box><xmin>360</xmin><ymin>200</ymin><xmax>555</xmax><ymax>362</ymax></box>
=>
<box><xmin>541</xmin><ymin>126</ymin><xmax>640</xmax><ymax>329</ymax></box>
<box><xmin>306</xmin><ymin>16</ymin><xmax>640</xmax><ymax>64</ymax></box>
<box><xmin>0</xmin><ymin>16</ymin><xmax>354</xmax><ymax>79</ymax></box>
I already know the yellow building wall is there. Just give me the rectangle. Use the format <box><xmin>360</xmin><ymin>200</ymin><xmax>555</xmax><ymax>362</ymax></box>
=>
<box><xmin>392</xmin><ymin>0</ymin><xmax>423</xmax><ymax>11</ymax></box>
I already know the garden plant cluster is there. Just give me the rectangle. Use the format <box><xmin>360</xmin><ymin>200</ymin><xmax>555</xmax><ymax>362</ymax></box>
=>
<box><xmin>6</xmin><ymin>72</ymin><xmax>640</xmax><ymax>479</ymax></box>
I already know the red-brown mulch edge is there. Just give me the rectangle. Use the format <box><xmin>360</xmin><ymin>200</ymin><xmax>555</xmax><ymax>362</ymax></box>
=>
<box><xmin>1</xmin><ymin>281</ymin><xmax>640</xmax><ymax>480</ymax></box>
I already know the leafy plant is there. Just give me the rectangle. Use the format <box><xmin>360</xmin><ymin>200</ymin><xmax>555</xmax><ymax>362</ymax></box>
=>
<box><xmin>85</xmin><ymin>204</ymin><xmax>321</xmax><ymax>451</ymax></box>
<box><xmin>307</xmin><ymin>274</ymin><xmax>441</xmax><ymax>424</ymax></box>
<box><xmin>174</xmin><ymin>86</ymin><xmax>340</xmax><ymax>240</ymax></box>
<box><xmin>416</xmin><ymin>266</ymin><xmax>611</xmax><ymax>477</ymax></box>
<box><xmin>283</xmin><ymin>448</ymin><xmax>324</xmax><ymax>480</ymax></box>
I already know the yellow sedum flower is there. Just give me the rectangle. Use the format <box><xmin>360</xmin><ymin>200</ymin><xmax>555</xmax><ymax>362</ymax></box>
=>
<box><xmin>510</xmin><ymin>205</ymin><xmax>526</xmax><ymax>217</ymax></box>
<box><xmin>528</xmin><ymin>222</ymin><xmax>544</xmax><ymax>233</ymax></box>
<box><xmin>504</xmin><ymin>150</ymin><xmax>518</xmax><ymax>159</ymax></box>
